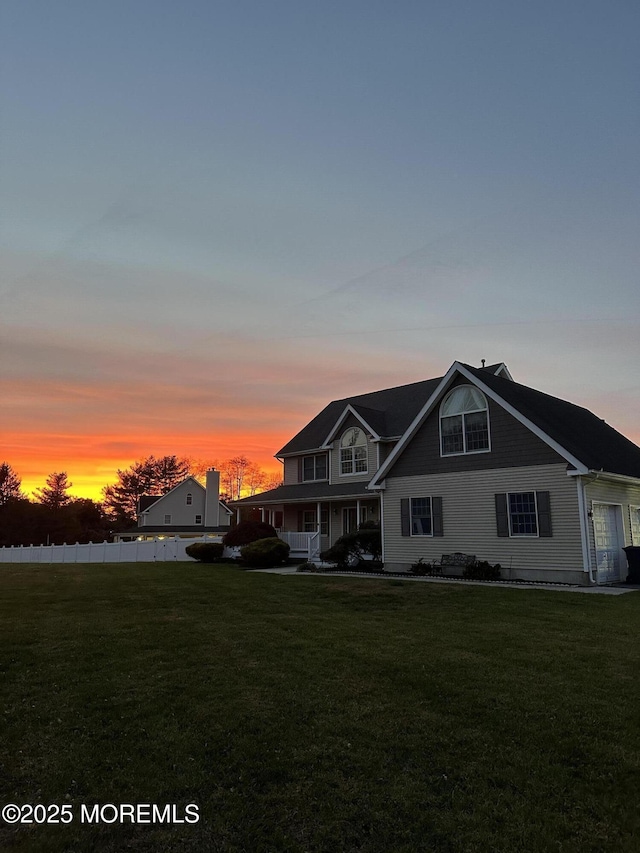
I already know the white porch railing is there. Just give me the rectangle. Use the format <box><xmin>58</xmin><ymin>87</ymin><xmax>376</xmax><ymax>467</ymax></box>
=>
<box><xmin>278</xmin><ymin>531</ymin><xmax>321</xmax><ymax>560</ymax></box>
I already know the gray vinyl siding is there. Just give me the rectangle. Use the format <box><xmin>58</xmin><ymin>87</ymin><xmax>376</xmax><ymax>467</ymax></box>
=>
<box><xmin>283</xmin><ymin>457</ymin><xmax>299</xmax><ymax>485</ymax></box>
<box><xmin>330</xmin><ymin>413</ymin><xmax>377</xmax><ymax>484</ymax></box>
<box><xmin>283</xmin><ymin>453</ymin><xmax>329</xmax><ymax>485</ymax></box>
<box><xmin>382</xmin><ymin>464</ymin><xmax>584</xmax><ymax>580</ymax></box>
<box><xmin>584</xmin><ymin>477</ymin><xmax>640</xmax><ymax>574</ymax></box>
<box><xmin>388</xmin><ymin>389</ymin><xmax>564</xmax><ymax>479</ymax></box>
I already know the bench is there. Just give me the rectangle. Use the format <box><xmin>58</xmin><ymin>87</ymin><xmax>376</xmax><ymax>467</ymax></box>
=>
<box><xmin>433</xmin><ymin>553</ymin><xmax>477</xmax><ymax>574</ymax></box>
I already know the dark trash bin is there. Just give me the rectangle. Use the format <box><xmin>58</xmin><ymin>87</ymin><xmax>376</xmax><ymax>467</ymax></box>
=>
<box><xmin>623</xmin><ymin>546</ymin><xmax>640</xmax><ymax>584</ymax></box>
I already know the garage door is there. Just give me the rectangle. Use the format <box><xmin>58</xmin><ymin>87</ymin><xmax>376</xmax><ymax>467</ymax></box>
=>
<box><xmin>593</xmin><ymin>503</ymin><xmax>623</xmax><ymax>584</ymax></box>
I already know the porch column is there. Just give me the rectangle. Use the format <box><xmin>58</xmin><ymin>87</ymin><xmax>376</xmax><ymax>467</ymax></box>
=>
<box><xmin>236</xmin><ymin>508</ymin><xmax>241</xmax><ymax>524</ymax></box>
<box><xmin>357</xmin><ymin>499</ymin><xmax>361</xmax><ymax>525</ymax></box>
<box><xmin>317</xmin><ymin>502</ymin><xmax>322</xmax><ymax>534</ymax></box>
<box><xmin>260</xmin><ymin>507</ymin><xmax>265</xmax><ymax>522</ymax></box>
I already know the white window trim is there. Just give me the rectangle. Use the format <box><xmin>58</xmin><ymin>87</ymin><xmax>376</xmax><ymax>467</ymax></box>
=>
<box><xmin>302</xmin><ymin>453</ymin><xmax>328</xmax><ymax>482</ymax></box>
<box><xmin>439</xmin><ymin>386</ymin><xmax>491</xmax><ymax>457</ymax></box>
<box><xmin>186</xmin><ymin>493</ymin><xmax>193</xmax><ymax>505</ymax></box>
<box><xmin>195</xmin><ymin>514</ymin><xmax>202</xmax><ymax>525</ymax></box>
<box><xmin>630</xmin><ymin>505</ymin><xmax>640</xmax><ymax>546</ymax></box>
<box><xmin>164</xmin><ymin>514</ymin><xmax>172</xmax><ymax>525</ymax></box>
<box><xmin>410</xmin><ymin>496</ymin><xmax>433</xmax><ymax>537</ymax></box>
<box><xmin>339</xmin><ymin>428</ymin><xmax>368</xmax><ymax>477</ymax></box>
<box><xmin>507</xmin><ymin>491</ymin><xmax>539</xmax><ymax>538</ymax></box>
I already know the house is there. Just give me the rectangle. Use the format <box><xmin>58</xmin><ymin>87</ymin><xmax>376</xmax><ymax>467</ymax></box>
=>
<box><xmin>115</xmin><ymin>469</ymin><xmax>233</xmax><ymax>541</ymax></box>
<box><xmin>233</xmin><ymin>361</ymin><xmax>640</xmax><ymax>585</ymax></box>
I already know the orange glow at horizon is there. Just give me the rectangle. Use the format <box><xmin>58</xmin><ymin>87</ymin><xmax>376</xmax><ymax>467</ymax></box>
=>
<box><xmin>6</xmin><ymin>430</ymin><xmax>286</xmax><ymax>503</ymax></box>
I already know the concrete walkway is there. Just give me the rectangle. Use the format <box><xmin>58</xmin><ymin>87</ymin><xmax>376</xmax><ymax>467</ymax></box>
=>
<box><xmin>250</xmin><ymin>567</ymin><xmax>640</xmax><ymax>595</ymax></box>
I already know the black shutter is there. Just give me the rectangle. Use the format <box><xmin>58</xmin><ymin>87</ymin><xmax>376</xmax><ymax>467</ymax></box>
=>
<box><xmin>537</xmin><ymin>491</ymin><xmax>552</xmax><ymax>537</ymax></box>
<box><xmin>400</xmin><ymin>499</ymin><xmax>410</xmax><ymax>537</ymax></box>
<box><xmin>432</xmin><ymin>496</ymin><xmax>444</xmax><ymax>537</ymax></box>
<box><xmin>495</xmin><ymin>493</ymin><xmax>509</xmax><ymax>537</ymax></box>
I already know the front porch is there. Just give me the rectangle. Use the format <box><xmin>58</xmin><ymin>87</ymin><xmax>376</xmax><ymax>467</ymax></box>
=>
<box><xmin>234</xmin><ymin>495</ymin><xmax>381</xmax><ymax>562</ymax></box>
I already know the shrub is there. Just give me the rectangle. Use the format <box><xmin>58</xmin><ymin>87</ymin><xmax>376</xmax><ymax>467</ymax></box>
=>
<box><xmin>320</xmin><ymin>523</ymin><xmax>382</xmax><ymax>569</ymax></box>
<box><xmin>463</xmin><ymin>560</ymin><xmax>502</xmax><ymax>581</ymax></box>
<box><xmin>240</xmin><ymin>537</ymin><xmax>290</xmax><ymax>568</ymax></box>
<box><xmin>296</xmin><ymin>561</ymin><xmax>324</xmax><ymax>573</ymax></box>
<box><xmin>355</xmin><ymin>522</ymin><xmax>383</xmax><ymax>560</ymax></box>
<box><xmin>319</xmin><ymin>541</ymin><xmax>352</xmax><ymax>570</ymax></box>
<box><xmin>185</xmin><ymin>541</ymin><xmax>224</xmax><ymax>563</ymax></box>
<box><xmin>223</xmin><ymin>521</ymin><xmax>277</xmax><ymax>548</ymax></box>
<box><xmin>409</xmin><ymin>557</ymin><xmax>431</xmax><ymax>576</ymax></box>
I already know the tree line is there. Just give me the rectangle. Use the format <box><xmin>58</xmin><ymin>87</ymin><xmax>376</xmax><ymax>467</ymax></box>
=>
<box><xmin>0</xmin><ymin>456</ymin><xmax>282</xmax><ymax>547</ymax></box>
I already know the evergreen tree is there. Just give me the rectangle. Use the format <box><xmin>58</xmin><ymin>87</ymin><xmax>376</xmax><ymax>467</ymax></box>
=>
<box><xmin>102</xmin><ymin>455</ymin><xmax>192</xmax><ymax>522</ymax></box>
<box><xmin>0</xmin><ymin>462</ymin><xmax>24</xmax><ymax>505</ymax></box>
<box><xmin>34</xmin><ymin>472</ymin><xmax>73</xmax><ymax>510</ymax></box>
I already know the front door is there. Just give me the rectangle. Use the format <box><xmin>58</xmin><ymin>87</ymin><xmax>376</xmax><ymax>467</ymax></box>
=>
<box><xmin>343</xmin><ymin>507</ymin><xmax>358</xmax><ymax>535</ymax></box>
<box><xmin>593</xmin><ymin>503</ymin><xmax>623</xmax><ymax>584</ymax></box>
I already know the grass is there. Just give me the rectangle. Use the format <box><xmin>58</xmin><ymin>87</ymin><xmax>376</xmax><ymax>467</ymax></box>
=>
<box><xmin>0</xmin><ymin>563</ymin><xmax>639</xmax><ymax>852</ymax></box>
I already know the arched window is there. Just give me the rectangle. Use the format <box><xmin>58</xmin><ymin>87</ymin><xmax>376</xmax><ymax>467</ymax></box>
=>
<box><xmin>186</xmin><ymin>493</ymin><xmax>193</xmax><ymax>505</ymax></box>
<box><xmin>440</xmin><ymin>385</ymin><xmax>490</xmax><ymax>455</ymax></box>
<box><xmin>340</xmin><ymin>427</ymin><xmax>368</xmax><ymax>475</ymax></box>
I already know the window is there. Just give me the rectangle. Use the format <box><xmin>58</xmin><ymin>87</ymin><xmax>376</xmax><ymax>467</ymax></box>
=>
<box><xmin>508</xmin><ymin>492</ymin><xmax>538</xmax><ymax>536</ymax></box>
<box><xmin>411</xmin><ymin>497</ymin><xmax>432</xmax><ymax>536</ymax></box>
<box><xmin>302</xmin><ymin>509</ymin><xmax>329</xmax><ymax>535</ymax></box>
<box><xmin>340</xmin><ymin>427</ymin><xmax>368</xmax><ymax>475</ymax></box>
<box><xmin>195</xmin><ymin>514</ymin><xmax>202</xmax><ymax>524</ymax></box>
<box><xmin>401</xmin><ymin>497</ymin><xmax>443</xmax><ymax>537</ymax></box>
<box><xmin>186</xmin><ymin>493</ymin><xmax>193</xmax><ymax>505</ymax></box>
<box><xmin>302</xmin><ymin>454</ymin><xmax>327</xmax><ymax>482</ymax></box>
<box><xmin>440</xmin><ymin>385</ymin><xmax>489</xmax><ymax>455</ymax></box>
<box><xmin>496</xmin><ymin>491</ymin><xmax>551</xmax><ymax>538</ymax></box>
<box><xmin>164</xmin><ymin>514</ymin><xmax>171</xmax><ymax>524</ymax></box>
<box><xmin>631</xmin><ymin>506</ymin><xmax>640</xmax><ymax>545</ymax></box>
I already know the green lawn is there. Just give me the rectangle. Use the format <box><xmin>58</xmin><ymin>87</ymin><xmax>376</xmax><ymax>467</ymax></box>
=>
<box><xmin>1</xmin><ymin>563</ymin><xmax>639</xmax><ymax>852</ymax></box>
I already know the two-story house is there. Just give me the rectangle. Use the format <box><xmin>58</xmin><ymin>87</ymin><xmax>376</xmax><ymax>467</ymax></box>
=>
<box><xmin>234</xmin><ymin>361</ymin><xmax>640</xmax><ymax>585</ymax></box>
<box><xmin>115</xmin><ymin>468</ymin><xmax>232</xmax><ymax>541</ymax></box>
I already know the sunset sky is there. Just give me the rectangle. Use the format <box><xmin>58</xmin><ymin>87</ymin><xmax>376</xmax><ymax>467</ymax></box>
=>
<box><xmin>2</xmin><ymin>1</ymin><xmax>639</xmax><ymax>501</ymax></box>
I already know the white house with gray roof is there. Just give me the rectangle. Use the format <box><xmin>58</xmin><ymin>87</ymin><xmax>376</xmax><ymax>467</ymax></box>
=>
<box><xmin>115</xmin><ymin>469</ymin><xmax>232</xmax><ymax>541</ymax></box>
<box><xmin>233</xmin><ymin>361</ymin><xmax>640</xmax><ymax>585</ymax></box>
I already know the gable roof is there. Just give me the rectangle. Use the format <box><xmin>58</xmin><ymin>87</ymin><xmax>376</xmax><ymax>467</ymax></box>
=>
<box><xmin>138</xmin><ymin>476</ymin><xmax>204</xmax><ymax>514</ymax></box>
<box><xmin>371</xmin><ymin>361</ymin><xmax>640</xmax><ymax>484</ymax></box>
<box><xmin>277</xmin><ymin>377</ymin><xmax>442</xmax><ymax>456</ymax></box>
<box><xmin>277</xmin><ymin>362</ymin><xmax>511</xmax><ymax>456</ymax></box>
<box><xmin>461</xmin><ymin>364</ymin><xmax>640</xmax><ymax>479</ymax></box>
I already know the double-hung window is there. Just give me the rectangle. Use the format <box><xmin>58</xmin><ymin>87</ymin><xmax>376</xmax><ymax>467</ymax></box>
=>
<box><xmin>440</xmin><ymin>386</ymin><xmax>490</xmax><ymax>456</ymax></box>
<box><xmin>302</xmin><ymin>454</ymin><xmax>327</xmax><ymax>482</ymax></box>
<box><xmin>508</xmin><ymin>492</ymin><xmax>538</xmax><ymax>536</ymax></box>
<box><xmin>340</xmin><ymin>427</ymin><xmax>368</xmax><ymax>475</ymax></box>
<box><xmin>186</xmin><ymin>493</ymin><xmax>193</xmax><ymax>505</ymax></box>
<box><xmin>495</xmin><ymin>491</ymin><xmax>551</xmax><ymax>538</ymax></box>
<box><xmin>411</xmin><ymin>497</ymin><xmax>432</xmax><ymax>536</ymax></box>
<box><xmin>630</xmin><ymin>506</ymin><xmax>640</xmax><ymax>545</ymax></box>
<box><xmin>302</xmin><ymin>509</ymin><xmax>329</xmax><ymax>535</ymax></box>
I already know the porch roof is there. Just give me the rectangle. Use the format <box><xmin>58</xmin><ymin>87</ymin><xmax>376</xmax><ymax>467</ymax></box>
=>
<box><xmin>232</xmin><ymin>482</ymin><xmax>377</xmax><ymax>507</ymax></box>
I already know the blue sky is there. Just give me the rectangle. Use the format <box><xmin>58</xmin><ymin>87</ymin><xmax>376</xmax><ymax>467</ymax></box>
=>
<box><xmin>1</xmin><ymin>0</ymin><xmax>639</xmax><ymax>496</ymax></box>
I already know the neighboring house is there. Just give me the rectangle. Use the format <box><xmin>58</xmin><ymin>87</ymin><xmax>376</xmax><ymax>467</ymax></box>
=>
<box><xmin>233</xmin><ymin>361</ymin><xmax>640</xmax><ymax>585</ymax></box>
<box><xmin>115</xmin><ymin>469</ymin><xmax>232</xmax><ymax>541</ymax></box>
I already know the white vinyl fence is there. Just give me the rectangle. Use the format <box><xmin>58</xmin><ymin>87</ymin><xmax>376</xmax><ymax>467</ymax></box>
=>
<box><xmin>0</xmin><ymin>536</ymin><xmax>220</xmax><ymax>564</ymax></box>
